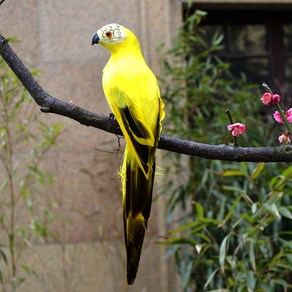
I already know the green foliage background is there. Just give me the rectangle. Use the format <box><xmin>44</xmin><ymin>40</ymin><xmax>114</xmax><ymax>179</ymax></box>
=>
<box><xmin>160</xmin><ymin>10</ymin><xmax>292</xmax><ymax>291</ymax></box>
<box><xmin>0</xmin><ymin>50</ymin><xmax>63</xmax><ymax>290</ymax></box>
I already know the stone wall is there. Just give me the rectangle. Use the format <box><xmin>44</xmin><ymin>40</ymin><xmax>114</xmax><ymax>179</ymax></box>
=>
<box><xmin>0</xmin><ymin>0</ymin><xmax>181</xmax><ymax>291</ymax></box>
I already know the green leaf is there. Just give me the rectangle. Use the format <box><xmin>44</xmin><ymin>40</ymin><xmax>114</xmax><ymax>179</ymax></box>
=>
<box><xmin>279</xmin><ymin>238</ymin><xmax>292</xmax><ymax>250</ymax></box>
<box><xmin>195</xmin><ymin>10</ymin><xmax>207</xmax><ymax>17</ymax></box>
<box><xmin>272</xmin><ymin>279</ymin><xmax>289</xmax><ymax>289</ymax></box>
<box><xmin>202</xmin><ymin>218</ymin><xmax>222</xmax><ymax>224</ymax></box>
<box><xmin>195</xmin><ymin>202</ymin><xmax>204</xmax><ymax>219</ymax></box>
<box><xmin>207</xmin><ymin>289</ymin><xmax>230</xmax><ymax>292</ymax></box>
<box><xmin>223</xmin><ymin>186</ymin><xmax>245</xmax><ymax>193</ymax></box>
<box><xmin>241</xmin><ymin>213</ymin><xmax>254</xmax><ymax>223</ymax></box>
<box><xmin>167</xmin><ymin>237</ymin><xmax>197</xmax><ymax>246</ymax></box>
<box><xmin>249</xmin><ymin>241</ymin><xmax>256</xmax><ymax>271</ymax></box>
<box><xmin>168</xmin><ymin>221</ymin><xmax>198</xmax><ymax>235</ymax></box>
<box><xmin>250</xmin><ymin>162</ymin><xmax>265</xmax><ymax>180</ymax></box>
<box><xmin>219</xmin><ymin>234</ymin><xmax>230</xmax><ymax>273</ymax></box>
<box><xmin>268</xmin><ymin>249</ymin><xmax>284</xmax><ymax>270</ymax></box>
<box><xmin>246</xmin><ymin>271</ymin><xmax>256</xmax><ymax>292</ymax></box>
<box><xmin>221</xmin><ymin>170</ymin><xmax>246</xmax><ymax>177</ymax></box>
<box><xmin>240</xmin><ymin>162</ymin><xmax>248</xmax><ymax>173</ymax></box>
<box><xmin>191</xmin><ymin>231</ymin><xmax>212</xmax><ymax>244</ymax></box>
<box><xmin>204</xmin><ymin>269</ymin><xmax>218</xmax><ymax>290</ymax></box>
<box><xmin>223</xmin><ymin>195</ymin><xmax>242</xmax><ymax>223</ymax></box>
<box><xmin>281</xmin><ymin>165</ymin><xmax>292</xmax><ymax>178</ymax></box>
<box><xmin>279</xmin><ymin>206</ymin><xmax>292</xmax><ymax>219</ymax></box>
<box><xmin>264</xmin><ymin>203</ymin><xmax>280</xmax><ymax>217</ymax></box>
<box><xmin>212</xmin><ymin>33</ymin><xmax>224</xmax><ymax>47</ymax></box>
<box><xmin>270</xmin><ymin>175</ymin><xmax>286</xmax><ymax>191</ymax></box>
<box><xmin>251</xmin><ymin>203</ymin><xmax>257</xmax><ymax>214</ymax></box>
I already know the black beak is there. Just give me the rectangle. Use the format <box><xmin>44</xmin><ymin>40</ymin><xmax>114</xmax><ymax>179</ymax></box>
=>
<box><xmin>92</xmin><ymin>33</ymin><xmax>99</xmax><ymax>45</ymax></box>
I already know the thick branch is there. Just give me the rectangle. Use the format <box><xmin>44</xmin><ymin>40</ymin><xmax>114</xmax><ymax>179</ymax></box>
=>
<box><xmin>1</xmin><ymin>34</ymin><xmax>292</xmax><ymax>162</ymax></box>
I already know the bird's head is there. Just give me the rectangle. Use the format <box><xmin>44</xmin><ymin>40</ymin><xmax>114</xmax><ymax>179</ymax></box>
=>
<box><xmin>92</xmin><ymin>23</ymin><xmax>140</xmax><ymax>54</ymax></box>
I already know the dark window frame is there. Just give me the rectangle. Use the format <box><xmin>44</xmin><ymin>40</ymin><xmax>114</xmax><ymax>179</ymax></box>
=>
<box><xmin>184</xmin><ymin>6</ymin><xmax>292</xmax><ymax>96</ymax></box>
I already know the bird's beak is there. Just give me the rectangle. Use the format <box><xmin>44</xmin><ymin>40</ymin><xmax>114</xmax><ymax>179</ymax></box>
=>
<box><xmin>92</xmin><ymin>33</ymin><xmax>99</xmax><ymax>45</ymax></box>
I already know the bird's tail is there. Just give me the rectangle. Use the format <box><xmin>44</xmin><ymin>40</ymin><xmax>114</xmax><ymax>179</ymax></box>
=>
<box><xmin>120</xmin><ymin>145</ymin><xmax>155</xmax><ymax>285</ymax></box>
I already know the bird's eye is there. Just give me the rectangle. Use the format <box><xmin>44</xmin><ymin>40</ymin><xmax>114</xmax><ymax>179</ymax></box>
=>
<box><xmin>105</xmin><ymin>31</ymin><xmax>113</xmax><ymax>38</ymax></box>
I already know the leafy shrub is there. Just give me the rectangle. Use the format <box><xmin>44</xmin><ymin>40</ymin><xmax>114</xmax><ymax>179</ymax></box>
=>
<box><xmin>160</xmin><ymin>10</ymin><xmax>292</xmax><ymax>291</ymax></box>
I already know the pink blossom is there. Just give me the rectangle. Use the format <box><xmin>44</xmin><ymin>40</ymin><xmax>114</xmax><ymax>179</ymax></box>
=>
<box><xmin>273</xmin><ymin>108</ymin><xmax>292</xmax><ymax>123</ymax></box>
<box><xmin>278</xmin><ymin>132</ymin><xmax>291</xmax><ymax>144</ymax></box>
<box><xmin>261</xmin><ymin>93</ymin><xmax>272</xmax><ymax>105</ymax></box>
<box><xmin>286</xmin><ymin>108</ymin><xmax>292</xmax><ymax>123</ymax></box>
<box><xmin>69</xmin><ymin>100</ymin><xmax>74</xmax><ymax>105</ymax></box>
<box><xmin>273</xmin><ymin>111</ymin><xmax>284</xmax><ymax>123</ymax></box>
<box><xmin>261</xmin><ymin>92</ymin><xmax>281</xmax><ymax>105</ymax></box>
<box><xmin>227</xmin><ymin>123</ymin><xmax>246</xmax><ymax>137</ymax></box>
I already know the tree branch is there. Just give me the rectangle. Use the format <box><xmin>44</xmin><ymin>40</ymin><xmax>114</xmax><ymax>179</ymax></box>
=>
<box><xmin>1</xmin><ymin>34</ymin><xmax>292</xmax><ymax>162</ymax></box>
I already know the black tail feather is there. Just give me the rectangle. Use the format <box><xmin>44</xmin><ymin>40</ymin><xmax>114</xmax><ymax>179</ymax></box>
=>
<box><xmin>123</xmin><ymin>149</ymin><xmax>155</xmax><ymax>285</ymax></box>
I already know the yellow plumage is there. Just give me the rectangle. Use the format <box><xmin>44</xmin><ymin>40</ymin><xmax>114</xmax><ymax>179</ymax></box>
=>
<box><xmin>92</xmin><ymin>24</ymin><xmax>164</xmax><ymax>284</ymax></box>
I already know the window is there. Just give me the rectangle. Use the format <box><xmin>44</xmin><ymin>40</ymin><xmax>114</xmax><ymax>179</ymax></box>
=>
<box><xmin>185</xmin><ymin>7</ymin><xmax>292</xmax><ymax>98</ymax></box>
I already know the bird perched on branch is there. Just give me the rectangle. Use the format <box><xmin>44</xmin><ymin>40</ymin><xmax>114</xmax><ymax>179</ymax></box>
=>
<box><xmin>92</xmin><ymin>23</ymin><xmax>164</xmax><ymax>285</ymax></box>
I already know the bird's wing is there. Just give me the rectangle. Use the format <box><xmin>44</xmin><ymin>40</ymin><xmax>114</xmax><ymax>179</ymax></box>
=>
<box><xmin>103</xmin><ymin>67</ymin><xmax>162</xmax><ymax>178</ymax></box>
<box><xmin>109</xmin><ymin>87</ymin><xmax>159</xmax><ymax>177</ymax></box>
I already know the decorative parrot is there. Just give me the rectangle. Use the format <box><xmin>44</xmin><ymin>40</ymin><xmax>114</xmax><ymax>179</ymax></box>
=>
<box><xmin>92</xmin><ymin>23</ymin><xmax>164</xmax><ymax>285</ymax></box>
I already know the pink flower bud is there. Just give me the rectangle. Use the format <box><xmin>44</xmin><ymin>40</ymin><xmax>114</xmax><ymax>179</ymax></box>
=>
<box><xmin>271</xmin><ymin>94</ymin><xmax>281</xmax><ymax>104</ymax></box>
<box><xmin>278</xmin><ymin>132</ymin><xmax>291</xmax><ymax>144</ymax></box>
<box><xmin>227</xmin><ymin>123</ymin><xmax>246</xmax><ymax>137</ymax></box>
<box><xmin>69</xmin><ymin>100</ymin><xmax>74</xmax><ymax>105</ymax></box>
<box><xmin>261</xmin><ymin>92</ymin><xmax>272</xmax><ymax>105</ymax></box>
<box><xmin>261</xmin><ymin>92</ymin><xmax>281</xmax><ymax>105</ymax></box>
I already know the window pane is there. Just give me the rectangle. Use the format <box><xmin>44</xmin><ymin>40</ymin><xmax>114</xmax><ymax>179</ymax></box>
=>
<box><xmin>228</xmin><ymin>25</ymin><xmax>267</xmax><ymax>55</ymax></box>
<box><xmin>230</xmin><ymin>58</ymin><xmax>270</xmax><ymax>83</ymax></box>
<box><xmin>284</xmin><ymin>24</ymin><xmax>292</xmax><ymax>55</ymax></box>
<box><xmin>285</xmin><ymin>58</ymin><xmax>292</xmax><ymax>90</ymax></box>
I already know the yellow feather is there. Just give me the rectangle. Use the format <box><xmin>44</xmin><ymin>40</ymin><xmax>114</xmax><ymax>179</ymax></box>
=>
<box><xmin>93</xmin><ymin>24</ymin><xmax>164</xmax><ymax>285</ymax></box>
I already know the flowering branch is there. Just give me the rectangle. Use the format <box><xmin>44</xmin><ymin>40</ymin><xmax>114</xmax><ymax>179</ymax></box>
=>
<box><xmin>1</xmin><ymin>34</ymin><xmax>292</xmax><ymax>162</ymax></box>
<box><xmin>262</xmin><ymin>83</ymin><xmax>292</xmax><ymax>144</ymax></box>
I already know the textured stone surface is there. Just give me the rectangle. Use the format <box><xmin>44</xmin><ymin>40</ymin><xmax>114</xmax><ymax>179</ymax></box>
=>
<box><xmin>41</xmin><ymin>149</ymin><xmax>122</xmax><ymax>241</ymax></box>
<box><xmin>38</xmin><ymin>0</ymin><xmax>141</xmax><ymax>63</ymax></box>
<box><xmin>1</xmin><ymin>239</ymin><xmax>171</xmax><ymax>292</ymax></box>
<box><xmin>0</xmin><ymin>0</ymin><xmax>40</xmax><ymax>63</ymax></box>
<box><xmin>0</xmin><ymin>0</ymin><xmax>182</xmax><ymax>290</ymax></box>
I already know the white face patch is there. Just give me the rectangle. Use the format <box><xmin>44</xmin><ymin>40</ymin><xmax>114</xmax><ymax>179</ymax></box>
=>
<box><xmin>97</xmin><ymin>23</ymin><xmax>127</xmax><ymax>44</ymax></box>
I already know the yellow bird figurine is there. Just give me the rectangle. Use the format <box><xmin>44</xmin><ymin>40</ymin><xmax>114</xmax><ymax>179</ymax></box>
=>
<box><xmin>92</xmin><ymin>23</ymin><xmax>164</xmax><ymax>285</ymax></box>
